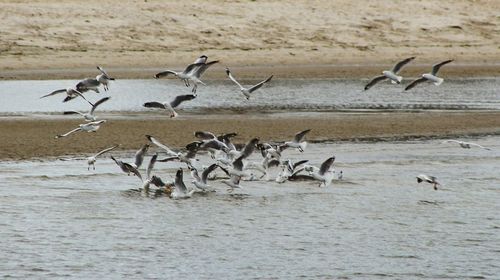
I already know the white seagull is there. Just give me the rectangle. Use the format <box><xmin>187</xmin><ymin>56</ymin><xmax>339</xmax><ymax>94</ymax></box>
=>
<box><xmin>96</xmin><ymin>66</ymin><xmax>115</xmax><ymax>91</ymax></box>
<box><xmin>110</xmin><ymin>144</ymin><xmax>150</xmax><ymax>181</ymax></box>
<box><xmin>40</xmin><ymin>87</ymin><xmax>94</xmax><ymax>104</ymax></box>
<box><xmin>416</xmin><ymin>174</ymin><xmax>440</xmax><ymax>190</ymax></box>
<box><xmin>142</xmin><ymin>154</ymin><xmax>158</xmax><ymax>191</ymax></box>
<box><xmin>442</xmin><ymin>140</ymin><xmax>491</xmax><ymax>150</ymax></box>
<box><xmin>405</xmin><ymin>59</ymin><xmax>453</xmax><ymax>91</ymax></box>
<box><xmin>189</xmin><ymin>163</ymin><xmax>219</xmax><ymax>192</ymax></box>
<box><xmin>143</xmin><ymin>94</ymin><xmax>196</xmax><ymax>118</ymax></box>
<box><xmin>305</xmin><ymin>156</ymin><xmax>336</xmax><ymax>187</ymax></box>
<box><xmin>64</xmin><ymin>96</ymin><xmax>111</xmax><ymax>121</ymax></box>
<box><xmin>55</xmin><ymin>120</ymin><xmax>106</xmax><ymax>138</ymax></box>
<box><xmin>280</xmin><ymin>129</ymin><xmax>311</xmax><ymax>152</ymax></box>
<box><xmin>86</xmin><ymin>144</ymin><xmax>119</xmax><ymax>170</ymax></box>
<box><xmin>364</xmin><ymin>56</ymin><xmax>415</xmax><ymax>90</ymax></box>
<box><xmin>171</xmin><ymin>168</ymin><xmax>195</xmax><ymax>199</ymax></box>
<box><xmin>225</xmin><ymin>67</ymin><xmax>273</xmax><ymax>99</ymax></box>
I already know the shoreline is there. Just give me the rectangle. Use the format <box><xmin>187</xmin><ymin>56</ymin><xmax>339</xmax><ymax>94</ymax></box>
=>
<box><xmin>2</xmin><ymin>111</ymin><xmax>499</xmax><ymax>161</ymax></box>
<box><xmin>1</xmin><ymin>63</ymin><xmax>500</xmax><ymax>80</ymax></box>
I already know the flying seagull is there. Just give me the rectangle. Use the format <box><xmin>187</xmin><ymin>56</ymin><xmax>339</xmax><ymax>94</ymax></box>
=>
<box><xmin>40</xmin><ymin>87</ymin><xmax>95</xmax><ymax>104</ymax></box>
<box><xmin>416</xmin><ymin>174</ymin><xmax>440</xmax><ymax>190</ymax></box>
<box><xmin>86</xmin><ymin>144</ymin><xmax>119</xmax><ymax>170</ymax></box>
<box><xmin>55</xmin><ymin>120</ymin><xmax>106</xmax><ymax>138</ymax></box>
<box><xmin>280</xmin><ymin>129</ymin><xmax>311</xmax><ymax>152</ymax></box>
<box><xmin>189</xmin><ymin>164</ymin><xmax>219</xmax><ymax>192</ymax></box>
<box><xmin>225</xmin><ymin>67</ymin><xmax>273</xmax><ymax>99</ymax></box>
<box><xmin>96</xmin><ymin>66</ymin><xmax>116</xmax><ymax>91</ymax></box>
<box><xmin>143</xmin><ymin>94</ymin><xmax>196</xmax><ymax>118</ymax></box>
<box><xmin>64</xmin><ymin>96</ymin><xmax>111</xmax><ymax>121</ymax></box>
<box><xmin>405</xmin><ymin>60</ymin><xmax>453</xmax><ymax>91</ymax></box>
<box><xmin>364</xmin><ymin>56</ymin><xmax>415</xmax><ymax>90</ymax></box>
<box><xmin>442</xmin><ymin>140</ymin><xmax>491</xmax><ymax>150</ymax></box>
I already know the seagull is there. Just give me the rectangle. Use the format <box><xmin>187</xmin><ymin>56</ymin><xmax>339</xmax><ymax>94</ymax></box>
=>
<box><xmin>276</xmin><ymin>159</ymin><xmax>309</xmax><ymax>183</ymax></box>
<box><xmin>111</xmin><ymin>155</ymin><xmax>142</xmax><ymax>181</ymax></box>
<box><xmin>416</xmin><ymin>174</ymin><xmax>440</xmax><ymax>190</ymax></box>
<box><xmin>225</xmin><ymin>67</ymin><xmax>273</xmax><ymax>99</ymax></box>
<box><xmin>189</xmin><ymin>163</ymin><xmax>219</xmax><ymax>192</ymax></box>
<box><xmin>405</xmin><ymin>59</ymin><xmax>453</xmax><ymax>91</ymax></box>
<box><xmin>155</xmin><ymin>57</ymin><xmax>218</xmax><ymax>94</ymax></box>
<box><xmin>305</xmin><ymin>156</ymin><xmax>336</xmax><ymax>187</ymax></box>
<box><xmin>146</xmin><ymin>135</ymin><xmax>198</xmax><ymax>167</ymax></box>
<box><xmin>96</xmin><ymin>66</ymin><xmax>115</xmax><ymax>91</ymax></box>
<box><xmin>86</xmin><ymin>144</ymin><xmax>119</xmax><ymax>170</ymax></box>
<box><xmin>280</xmin><ymin>129</ymin><xmax>311</xmax><ymax>152</ymax></box>
<box><xmin>442</xmin><ymin>140</ymin><xmax>491</xmax><ymax>150</ymax></box>
<box><xmin>40</xmin><ymin>87</ymin><xmax>95</xmax><ymax>104</ymax></box>
<box><xmin>64</xmin><ymin>96</ymin><xmax>111</xmax><ymax>121</ymax></box>
<box><xmin>171</xmin><ymin>168</ymin><xmax>195</xmax><ymax>199</ymax></box>
<box><xmin>76</xmin><ymin>78</ymin><xmax>101</xmax><ymax>93</ymax></box>
<box><xmin>364</xmin><ymin>56</ymin><xmax>415</xmax><ymax>90</ymax></box>
<box><xmin>55</xmin><ymin>120</ymin><xmax>106</xmax><ymax>138</ymax></box>
<box><xmin>194</xmin><ymin>131</ymin><xmax>230</xmax><ymax>157</ymax></box>
<box><xmin>110</xmin><ymin>144</ymin><xmax>150</xmax><ymax>180</ymax></box>
<box><xmin>143</xmin><ymin>94</ymin><xmax>196</xmax><ymax>118</ymax></box>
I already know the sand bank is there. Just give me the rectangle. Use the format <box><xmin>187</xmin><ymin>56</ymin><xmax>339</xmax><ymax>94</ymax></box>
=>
<box><xmin>1</xmin><ymin>111</ymin><xmax>499</xmax><ymax>160</ymax></box>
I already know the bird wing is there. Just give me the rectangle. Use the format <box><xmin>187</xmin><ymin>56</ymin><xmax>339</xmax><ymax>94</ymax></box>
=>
<box><xmin>150</xmin><ymin>175</ymin><xmax>166</xmax><ymax>187</ymax></box>
<box><xmin>193</xmin><ymin>55</ymin><xmax>208</xmax><ymax>64</ymax></box>
<box><xmin>77</xmin><ymin>78</ymin><xmax>100</xmax><ymax>89</ymax></box>
<box><xmin>90</xmin><ymin>96</ymin><xmax>111</xmax><ymax>114</ymax></box>
<box><xmin>70</xmin><ymin>89</ymin><xmax>95</xmax><ymax>107</ymax></box>
<box><xmin>40</xmin><ymin>89</ymin><xmax>66</xmax><ymax>98</ymax></box>
<box><xmin>431</xmin><ymin>59</ymin><xmax>453</xmax><ymax>75</ymax></box>
<box><xmin>194</xmin><ymin>131</ymin><xmax>216</xmax><ymax>140</ymax></box>
<box><xmin>192</xmin><ymin>61</ymin><xmax>218</xmax><ymax>78</ymax></box>
<box><xmin>392</xmin><ymin>56</ymin><xmax>416</xmax><ymax>73</ymax></box>
<box><xmin>123</xmin><ymin>162</ymin><xmax>143</xmax><ymax>181</ymax></box>
<box><xmin>183</xmin><ymin>62</ymin><xmax>205</xmax><ymax>75</ymax></box>
<box><xmin>134</xmin><ymin>144</ymin><xmax>149</xmax><ymax>168</ymax></box>
<box><xmin>146</xmin><ymin>154</ymin><xmax>158</xmax><ymax>179</ymax></box>
<box><xmin>94</xmin><ymin>144</ymin><xmax>119</xmax><ymax>158</ymax></box>
<box><xmin>319</xmin><ymin>156</ymin><xmax>335</xmax><ymax>176</ymax></box>
<box><xmin>63</xmin><ymin>95</ymin><xmax>78</xmax><ymax>103</ymax></box>
<box><xmin>146</xmin><ymin>135</ymin><xmax>177</xmax><ymax>156</ymax></box>
<box><xmin>63</xmin><ymin>111</ymin><xmax>85</xmax><ymax>116</ymax></box>
<box><xmin>157</xmin><ymin>156</ymin><xmax>179</xmax><ymax>162</ymax></box>
<box><xmin>404</xmin><ymin>77</ymin><xmax>427</xmax><ymax>91</ymax></box>
<box><xmin>96</xmin><ymin>66</ymin><xmax>110</xmax><ymax>77</ymax></box>
<box><xmin>174</xmin><ymin>169</ymin><xmax>188</xmax><ymax>193</ymax></box>
<box><xmin>232</xmin><ymin>156</ymin><xmax>244</xmax><ymax>171</ymax></box>
<box><xmin>294</xmin><ymin>129</ymin><xmax>311</xmax><ymax>143</ymax></box>
<box><xmin>240</xmin><ymin>138</ymin><xmax>259</xmax><ymax>159</ymax></box>
<box><xmin>225</xmin><ymin>68</ymin><xmax>244</xmax><ymax>89</ymax></box>
<box><xmin>248</xmin><ymin>75</ymin><xmax>273</xmax><ymax>93</ymax></box>
<box><xmin>201</xmin><ymin>163</ymin><xmax>219</xmax><ymax>184</ymax></box>
<box><xmin>169</xmin><ymin>94</ymin><xmax>196</xmax><ymax>108</ymax></box>
<box><xmin>55</xmin><ymin>127</ymin><xmax>82</xmax><ymax>138</ymax></box>
<box><xmin>201</xmin><ymin>139</ymin><xmax>228</xmax><ymax>151</ymax></box>
<box><xmin>154</xmin><ymin>70</ymin><xmax>177</xmax><ymax>79</ymax></box>
<box><xmin>364</xmin><ymin>75</ymin><xmax>387</xmax><ymax>90</ymax></box>
<box><xmin>293</xmin><ymin>160</ymin><xmax>309</xmax><ymax>170</ymax></box>
<box><xmin>143</xmin><ymin>102</ymin><xmax>166</xmax><ymax>109</ymax></box>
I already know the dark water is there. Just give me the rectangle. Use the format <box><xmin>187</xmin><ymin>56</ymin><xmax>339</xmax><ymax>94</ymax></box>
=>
<box><xmin>0</xmin><ymin>78</ymin><xmax>499</xmax><ymax>116</ymax></box>
<box><xmin>1</xmin><ymin>137</ymin><xmax>499</xmax><ymax>279</ymax></box>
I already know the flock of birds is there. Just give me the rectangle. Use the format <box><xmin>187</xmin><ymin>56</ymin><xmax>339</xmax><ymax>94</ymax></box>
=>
<box><xmin>40</xmin><ymin>55</ymin><xmax>492</xmax><ymax>198</ymax></box>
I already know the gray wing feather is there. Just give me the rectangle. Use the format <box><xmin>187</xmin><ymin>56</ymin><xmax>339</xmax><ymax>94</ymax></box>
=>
<box><xmin>90</xmin><ymin>96</ymin><xmax>111</xmax><ymax>114</ymax></box>
<box><xmin>404</xmin><ymin>77</ymin><xmax>427</xmax><ymax>91</ymax></box>
<box><xmin>294</xmin><ymin>129</ymin><xmax>311</xmax><ymax>143</ymax></box>
<box><xmin>319</xmin><ymin>156</ymin><xmax>335</xmax><ymax>176</ymax></box>
<box><xmin>201</xmin><ymin>164</ymin><xmax>219</xmax><ymax>184</ymax></box>
<box><xmin>174</xmin><ymin>169</ymin><xmax>187</xmax><ymax>193</ymax></box>
<box><xmin>143</xmin><ymin>102</ymin><xmax>166</xmax><ymax>109</ymax></box>
<box><xmin>364</xmin><ymin>75</ymin><xmax>387</xmax><ymax>90</ymax></box>
<box><xmin>134</xmin><ymin>144</ymin><xmax>150</xmax><ymax>168</ymax></box>
<box><xmin>170</xmin><ymin>94</ymin><xmax>196</xmax><ymax>108</ymax></box>
<box><xmin>40</xmin><ymin>89</ymin><xmax>66</xmax><ymax>98</ymax></box>
<box><xmin>431</xmin><ymin>59</ymin><xmax>453</xmax><ymax>75</ymax></box>
<box><xmin>195</xmin><ymin>131</ymin><xmax>216</xmax><ymax>140</ymax></box>
<box><xmin>154</xmin><ymin>70</ymin><xmax>177</xmax><ymax>79</ymax></box>
<box><xmin>392</xmin><ymin>56</ymin><xmax>416</xmax><ymax>73</ymax></box>
<box><xmin>248</xmin><ymin>75</ymin><xmax>273</xmax><ymax>93</ymax></box>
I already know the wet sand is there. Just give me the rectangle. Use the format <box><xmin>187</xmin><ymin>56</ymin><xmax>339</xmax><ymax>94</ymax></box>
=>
<box><xmin>2</xmin><ymin>111</ymin><xmax>499</xmax><ymax>160</ymax></box>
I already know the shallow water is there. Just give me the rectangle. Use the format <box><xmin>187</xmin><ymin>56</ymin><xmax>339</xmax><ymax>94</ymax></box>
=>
<box><xmin>0</xmin><ymin>78</ymin><xmax>499</xmax><ymax>116</ymax></box>
<box><xmin>1</xmin><ymin>136</ymin><xmax>499</xmax><ymax>279</ymax></box>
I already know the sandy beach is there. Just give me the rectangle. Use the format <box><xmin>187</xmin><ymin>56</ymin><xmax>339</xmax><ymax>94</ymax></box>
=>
<box><xmin>0</xmin><ymin>0</ymin><xmax>499</xmax><ymax>79</ymax></box>
<box><xmin>2</xmin><ymin>111</ymin><xmax>499</xmax><ymax>160</ymax></box>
